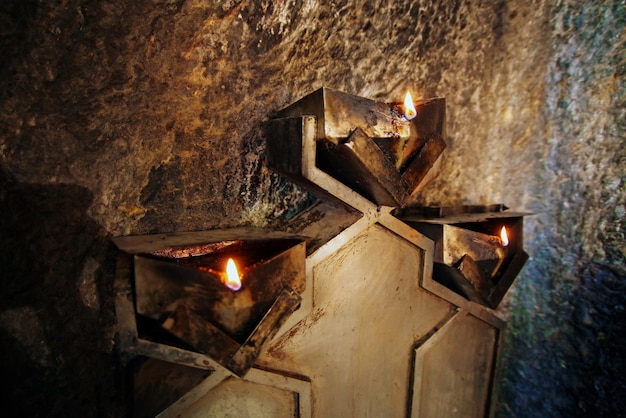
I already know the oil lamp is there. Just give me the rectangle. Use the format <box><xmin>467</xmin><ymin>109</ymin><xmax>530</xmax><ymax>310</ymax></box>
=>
<box><xmin>268</xmin><ymin>87</ymin><xmax>446</xmax><ymax>208</ymax></box>
<box><xmin>113</xmin><ymin>229</ymin><xmax>306</xmax><ymax>376</ymax></box>
<box><xmin>396</xmin><ymin>204</ymin><xmax>530</xmax><ymax>308</ymax></box>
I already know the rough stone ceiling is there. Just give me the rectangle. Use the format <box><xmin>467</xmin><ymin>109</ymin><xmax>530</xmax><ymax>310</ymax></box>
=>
<box><xmin>2</xmin><ymin>1</ymin><xmax>547</xmax><ymax>235</ymax></box>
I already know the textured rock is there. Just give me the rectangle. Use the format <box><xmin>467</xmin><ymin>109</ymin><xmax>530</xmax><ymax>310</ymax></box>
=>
<box><xmin>0</xmin><ymin>0</ymin><xmax>624</xmax><ymax>416</ymax></box>
<box><xmin>495</xmin><ymin>3</ymin><xmax>626</xmax><ymax>417</ymax></box>
<box><xmin>1</xmin><ymin>0</ymin><xmax>520</xmax><ymax>234</ymax></box>
<box><xmin>501</xmin><ymin>262</ymin><xmax>626</xmax><ymax>416</ymax></box>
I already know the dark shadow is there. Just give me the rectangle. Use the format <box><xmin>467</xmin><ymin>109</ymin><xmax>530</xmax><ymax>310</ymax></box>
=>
<box><xmin>0</xmin><ymin>166</ymin><xmax>127</xmax><ymax>417</ymax></box>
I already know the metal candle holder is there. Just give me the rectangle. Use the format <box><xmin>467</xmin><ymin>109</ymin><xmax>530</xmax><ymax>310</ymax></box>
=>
<box><xmin>268</xmin><ymin>87</ymin><xmax>445</xmax><ymax>208</ymax></box>
<box><xmin>113</xmin><ymin>229</ymin><xmax>305</xmax><ymax>376</ymax></box>
<box><xmin>396</xmin><ymin>204</ymin><xmax>530</xmax><ymax>308</ymax></box>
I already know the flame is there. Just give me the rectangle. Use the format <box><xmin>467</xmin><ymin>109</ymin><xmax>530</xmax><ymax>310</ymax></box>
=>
<box><xmin>500</xmin><ymin>226</ymin><xmax>509</xmax><ymax>247</ymax></box>
<box><xmin>403</xmin><ymin>91</ymin><xmax>417</xmax><ymax>120</ymax></box>
<box><xmin>224</xmin><ymin>258</ymin><xmax>242</xmax><ymax>291</ymax></box>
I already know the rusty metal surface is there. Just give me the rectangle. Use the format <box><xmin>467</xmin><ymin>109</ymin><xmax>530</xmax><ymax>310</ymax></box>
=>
<box><xmin>245</xmin><ymin>240</ymin><xmax>306</xmax><ymax>294</ymax></box>
<box><xmin>228</xmin><ymin>287</ymin><xmax>302</xmax><ymax>376</ymax></box>
<box><xmin>274</xmin><ymin>87</ymin><xmax>411</xmax><ymax>144</ymax></box>
<box><xmin>112</xmin><ymin>228</ymin><xmax>307</xmax><ymax>255</ymax></box>
<box><xmin>488</xmin><ymin>249</ymin><xmax>530</xmax><ymax>308</ymax></box>
<box><xmin>161</xmin><ymin>288</ymin><xmax>302</xmax><ymax>377</ymax></box>
<box><xmin>458</xmin><ymin>254</ymin><xmax>494</xmax><ymax>295</ymax></box>
<box><xmin>407</xmin><ymin>213</ymin><xmax>528</xmax><ymax>308</ymax></box>
<box><xmin>268</xmin><ymin>89</ymin><xmax>446</xmax><ymax>208</ymax></box>
<box><xmin>160</xmin><ymin>367</ymin><xmax>312</xmax><ymax>418</ymax></box>
<box><xmin>410</xmin><ymin>311</ymin><xmax>499</xmax><ymax>418</ymax></box>
<box><xmin>256</xmin><ymin>223</ymin><xmax>455</xmax><ymax>417</ymax></box>
<box><xmin>442</xmin><ymin>224</ymin><xmax>506</xmax><ymax>271</ymax></box>
<box><xmin>265</xmin><ymin>117</ymin><xmax>307</xmax><ymax>178</ymax></box>
<box><xmin>113</xmin><ymin>233</ymin><xmax>307</xmax><ymax>378</ymax></box>
<box><xmin>115</xmin><ymin>251</ymin><xmax>222</xmax><ymax>371</ymax></box>
<box><xmin>316</xmin><ymin>128</ymin><xmax>407</xmax><ymax>206</ymax></box>
<box><xmin>249</xmin><ymin>119</ymin><xmax>510</xmax><ymax>414</ymax></box>
<box><xmin>421</xmin><ymin>203</ymin><xmax>509</xmax><ymax>218</ymax></box>
<box><xmin>181</xmin><ymin>376</ymin><xmax>298</xmax><ymax>418</ymax></box>
<box><xmin>162</xmin><ymin>304</ymin><xmax>241</xmax><ymax>365</ymax></box>
<box><xmin>395</xmin><ymin>205</ymin><xmax>532</xmax><ymax>224</ymax></box>
<box><xmin>266</xmin><ymin>116</ymin><xmax>371</xmax><ymax>211</ymax></box>
<box><xmin>401</xmin><ymin>135</ymin><xmax>446</xmax><ymax>203</ymax></box>
<box><xmin>114</xmin><ymin>253</ymin><xmax>139</xmax><ymax>350</ymax></box>
<box><xmin>131</xmin><ymin>341</ymin><xmax>218</xmax><ymax>371</ymax></box>
<box><xmin>377</xmin><ymin>97</ymin><xmax>446</xmax><ymax>177</ymax></box>
<box><xmin>150</xmin><ymin>241</ymin><xmax>240</xmax><ymax>259</ymax></box>
<box><xmin>432</xmin><ymin>262</ymin><xmax>490</xmax><ymax>306</ymax></box>
<box><xmin>132</xmin><ymin>358</ymin><xmax>213</xmax><ymax>418</ymax></box>
<box><xmin>133</xmin><ymin>239</ymin><xmax>305</xmax><ymax>336</ymax></box>
<box><xmin>112</xmin><ymin>84</ymin><xmax>518</xmax><ymax>416</ymax></box>
<box><xmin>271</xmin><ymin>200</ymin><xmax>361</xmax><ymax>256</ymax></box>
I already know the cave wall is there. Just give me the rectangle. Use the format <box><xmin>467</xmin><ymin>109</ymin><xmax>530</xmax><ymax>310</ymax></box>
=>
<box><xmin>493</xmin><ymin>3</ymin><xmax>626</xmax><ymax>416</ymax></box>
<box><xmin>0</xmin><ymin>0</ymin><xmax>624</xmax><ymax>416</ymax></box>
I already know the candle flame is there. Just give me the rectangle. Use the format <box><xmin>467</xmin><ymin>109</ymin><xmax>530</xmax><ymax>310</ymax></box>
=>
<box><xmin>403</xmin><ymin>91</ymin><xmax>417</xmax><ymax>120</ymax></box>
<box><xmin>224</xmin><ymin>258</ymin><xmax>242</xmax><ymax>291</ymax></box>
<box><xmin>500</xmin><ymin>226</ymin><xmax>509</xmax><ymax>247</ymax></box>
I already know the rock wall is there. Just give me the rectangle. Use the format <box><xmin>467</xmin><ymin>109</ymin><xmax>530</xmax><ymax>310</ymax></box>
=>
<box><xmin>0</xmin><ymin>0</ymin><xmax>623</xmax><ymax>416</ymax></box>
<box><xmin>494</xmin><ymin>3</ymin><xmax>626</xmax><ymax>417</ymax></box>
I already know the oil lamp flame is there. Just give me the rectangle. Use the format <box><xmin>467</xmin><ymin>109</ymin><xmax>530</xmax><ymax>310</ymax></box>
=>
<box><xmin>403</xmin><ymin>91</ymin><xmax>417</xmax><ymax>120</ymax></box>
<box><xmin>224</xmin><ymin>258</ymin><xmax>242</xmax><ymax>291</ymax></box>
<box><xmin>500</xmin><ymin>226</ymin><xmax>509</xmax><ymax>247</ymax></box>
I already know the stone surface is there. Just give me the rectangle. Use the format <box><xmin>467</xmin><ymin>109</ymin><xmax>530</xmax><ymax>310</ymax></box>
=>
<box><xmin>0</xmin><ymin>0</ymin><xmax>624</xmax><ymax>416</ymax></box>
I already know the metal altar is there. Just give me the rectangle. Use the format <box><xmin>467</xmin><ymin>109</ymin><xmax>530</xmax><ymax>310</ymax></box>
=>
<box><xmin>113</xmin><ymin>88</ymin><xmax>529</xmax><ymax>418</ymax></box>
